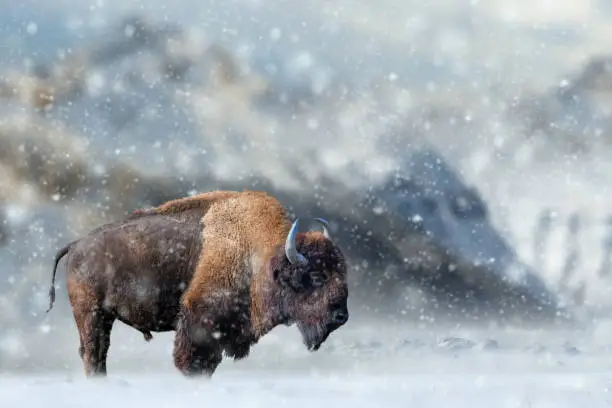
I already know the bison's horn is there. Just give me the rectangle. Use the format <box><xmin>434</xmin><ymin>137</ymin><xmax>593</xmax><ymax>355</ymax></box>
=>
<box><xmin>285</xmin><ymin>219</ymin><xmax>308</xmax><ymax>265</ymax></box>
<box><xmin>313</xmin><ymin>217</ymin><xmax>332</xmax><ymax>240</ymax></box>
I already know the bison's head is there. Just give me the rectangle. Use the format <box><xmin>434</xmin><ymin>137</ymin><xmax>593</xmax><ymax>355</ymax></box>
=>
<box><xmin>268</xmin><ymin>218</ymin><xmax>349</xmax><ymax>351</ymax></box>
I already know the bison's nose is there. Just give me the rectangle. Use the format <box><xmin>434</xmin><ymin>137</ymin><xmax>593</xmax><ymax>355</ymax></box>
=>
<box><xmin>329</xmin><ymin>308</ymin><xmax>349</xmax><ymax>326</ymax></box>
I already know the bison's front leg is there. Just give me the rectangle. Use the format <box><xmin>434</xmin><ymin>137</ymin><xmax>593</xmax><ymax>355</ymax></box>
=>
<box><xmin>174</xmin><ymin>245</ymin><xmax>246</xmax><ymax>377</ymax></box>
<box><xmin>223</xmin><ymin>336</ymin><xmax>252</xmax><ymax>360</ymax></box>
<box><xmin>173</xmin><ymin>305</ymin><xmax>223</xmax><ymax>377</ymax></box>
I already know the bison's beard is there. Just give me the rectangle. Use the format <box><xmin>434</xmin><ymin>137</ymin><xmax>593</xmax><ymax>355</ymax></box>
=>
<box><xmin>297</xmin><ymin>321</ymin><xmax>333</xmax><ymax>351</ymax></box>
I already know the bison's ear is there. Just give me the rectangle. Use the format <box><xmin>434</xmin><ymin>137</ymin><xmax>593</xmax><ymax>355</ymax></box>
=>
<box><xmin>268</xmin><ymin>255</ymin><xmax>286</xmax><ymax>285</ymax></box>
<box><xmin>269</xmin><ymin>257</ymin><xmax>282</xmax><ymax>284</ymax></box>
<box><xmin>270</xmin><ymin>263</ymin><xmax>329</xmax><ymax>293</ymax></box>
<box><xmin>269</xmin><ymin>255</ymin><xmax>311</xmax><ymax>292</ymax></box>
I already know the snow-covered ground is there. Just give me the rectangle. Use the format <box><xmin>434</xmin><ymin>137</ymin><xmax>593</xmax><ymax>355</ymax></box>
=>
<box><xmin>2</xmin><ymin>370</ymin><xmax>610</xmax><ymax>408</ymax></box>
<box><xmin>4</xmin><ymin>320</ymin><xmax>612</xmax><ymax>407</ymax></box>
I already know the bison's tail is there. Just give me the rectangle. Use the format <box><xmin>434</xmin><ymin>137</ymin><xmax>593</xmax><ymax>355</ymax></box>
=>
<box><xmin>46</xmin><ymin>242</ymin><xmax>74</xmax><ymax>313</ymax></box>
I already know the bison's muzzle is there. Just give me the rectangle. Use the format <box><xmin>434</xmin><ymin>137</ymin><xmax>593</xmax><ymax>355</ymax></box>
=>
<box><xmin>301</xmin><ymin>303</ymin><xmax>350</xmax><ymax>351</ymax></box>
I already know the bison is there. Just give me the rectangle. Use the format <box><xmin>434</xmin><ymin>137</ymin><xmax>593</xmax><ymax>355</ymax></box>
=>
<box><xmin>46</xmin><ymin>190</ymin><xmax>350</xmax><ymax>378</ymax></box>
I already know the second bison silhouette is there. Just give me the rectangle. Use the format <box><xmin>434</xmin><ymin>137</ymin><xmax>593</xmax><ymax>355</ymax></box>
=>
<box><xmin>47</xmin><ymin>190</ymin><xmax>349</xmax><ymax>377</ymax></box>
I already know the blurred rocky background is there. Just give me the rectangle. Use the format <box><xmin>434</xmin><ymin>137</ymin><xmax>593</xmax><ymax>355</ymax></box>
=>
<box><xmin>2</xmin><ymin>0</ymin><xmax>612</xmax><ymax>372</ymax></box>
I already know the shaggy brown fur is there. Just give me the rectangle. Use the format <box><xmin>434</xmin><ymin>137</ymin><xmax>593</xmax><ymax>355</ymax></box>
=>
<box><xmin>129</xmin><ymin>190</ymin><xmax>241</xmax><ymax>218</ymax></box>
<box><xmin>47</xmin><ymin>190</ymin><xmax>349</xmax><ymax>378</ymax></box>
<box><xmin>172</xmin><ymin>191</ymin><xmax>349</xmax><ymax>377</ymax></box>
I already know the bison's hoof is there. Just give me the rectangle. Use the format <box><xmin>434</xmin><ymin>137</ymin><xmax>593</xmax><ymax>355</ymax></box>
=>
<box><xmin>180</xmin><ymin>365</ymin><xmax>215</xmax><ymax>378</ymax></box>
<box><xmin>174</xmin><ymin>354</ymin><xmax>220</xmax><ymax>379</ymax></box>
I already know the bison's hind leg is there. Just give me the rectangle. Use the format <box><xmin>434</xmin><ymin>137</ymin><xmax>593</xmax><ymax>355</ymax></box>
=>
<box><xmin>95</xmin><ymin>312</ymin><xmax>115</xmax><ymax>376</ymax></box>
<box><xmin>72</xmin><ymin>305</ymin><xmax>116</xmax><ymax>378</ymax></box>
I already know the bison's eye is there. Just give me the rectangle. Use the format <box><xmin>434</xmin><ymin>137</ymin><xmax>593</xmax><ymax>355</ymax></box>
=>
<box><xmin>310</xmin><ymin>270</ymin><xmax>328</xmax><ymax>287</ymax></box>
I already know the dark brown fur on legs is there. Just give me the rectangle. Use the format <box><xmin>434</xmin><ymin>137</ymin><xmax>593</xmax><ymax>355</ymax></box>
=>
<box><xmin>173</xmin><ymin>291</ymin><xmax>252</xmax><ymax>376</ymax></box>
<box><xmin>221</xmin><ymin>331</ymin><xmax>252</xmax><ymax>360</ymax></box>
<box><xmin>67</xmin><ymin>280</ymin><xmax>115</xmax><ymax>377</ymax></box>
<box><xmin>172</xmin><ymin>307</ymin><xmax>223</xmax><ymax>377</ymax></box>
